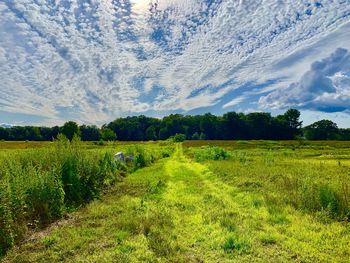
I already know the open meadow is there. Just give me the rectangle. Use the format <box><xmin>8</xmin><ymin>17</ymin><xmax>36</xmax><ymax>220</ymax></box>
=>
<box><xmin>1</xmin><ymin>140</ymin><xmax>350</xmax><ymax>262</ymax></box>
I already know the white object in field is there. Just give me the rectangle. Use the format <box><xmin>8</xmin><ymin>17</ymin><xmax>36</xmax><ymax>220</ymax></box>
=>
<box><xmin>114</xmin><ymin>152</ymin><xmax>125</xmax><ymax>161</ymax></box>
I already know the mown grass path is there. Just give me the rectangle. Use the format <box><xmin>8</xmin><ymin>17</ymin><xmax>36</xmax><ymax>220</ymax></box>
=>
<box><xmin>4</xmin><ymin>144</ymin><xmax>350</xmax><ymax>262</ymax></box>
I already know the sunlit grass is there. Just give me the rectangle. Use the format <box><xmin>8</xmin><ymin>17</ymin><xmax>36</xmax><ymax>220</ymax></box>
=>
<box><xmin>2</xmin><ymin>141</ymin><xmax>350</xmax><ymax>262</ymax></box>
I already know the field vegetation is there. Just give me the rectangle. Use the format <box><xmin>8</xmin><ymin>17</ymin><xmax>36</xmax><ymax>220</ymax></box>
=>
<box><xmin>0</xmin><ymin>138</ymin><xmax>174</xmax><ymax>256</ymax></box>
<box><xmin>1</xmin><ymin>140</ymin><xmax>350</xmax><ymax>262</ymax></box>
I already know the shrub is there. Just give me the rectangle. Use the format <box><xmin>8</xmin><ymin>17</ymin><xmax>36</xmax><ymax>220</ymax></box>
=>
<box><xmin>194</xmin><ymin>146</ymin><xmax>231</xmax><ymax>162</ymax></box>
<box><xmin>26</xmin><ymin>167</ymin><xmax>65</xmax><ymax>224</ymax></box>
<box><xmin>61</xmin><ymin>155</ymin><xmax>82</xmax><ymax>206</ymax></box>
<box><xmin>191</xmin><ymin>132</ymin><xmax>200</xmax><ymax>140</ymax></box>
<box><xmin>169</xmin><ymin>133</ymin><xmax>186</xmax><ymax>142</ymax></box>
<box><xmin>133</xmin><ymin>146</ymin><xmax>147</xmax><ymax>168</ymax></box>
<box><xmin>199</xmin><ymin>132</ymin><xmax>207</xmax><ymax>140</ymax></box>
<box><xmin>0</xmin><ymin>182</ymin><xmax>15</xmax><ymax>256</ymax></box>
<box><xmin>319</xmin><ymin>185</ymin><xmax>342</xmax><ymax>218</ymax></box>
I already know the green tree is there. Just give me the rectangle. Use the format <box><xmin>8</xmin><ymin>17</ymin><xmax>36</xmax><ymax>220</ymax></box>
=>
<box><xmin>192</xmin><ymin>132</ymin><xmax>200</xmax><ymax>140</ymax></box>
<box><xmin>199</xmin><ymin>132</ymin><xmax>207</xmax><ymax>140</ymax></box>
<box><xmin>222</xmin><ymin>112</ymin><xmax>246</xmax><ymax>139</ymax></box>
<box><xmin>246</xmin><ymin>112</ymin><xmax>272</xmax><ymax>139</ymax></box>
<box><xmin>145</xmin><ymin>126</ymin><xmax>157</xmax><ymax>141</ymax></box>
<box><xmin>159</xmin><ymin>127</ymin><xmax>168</xmax><ymax>140</ymax></box>
<box><xmin>304</xmin><ymin>120</ymin><xmax>339</xmax><ymax>140</ymax></box>
<box><xmin>339</xmin><ymin>129</ymin><xmax>350</xmax><ymax>140</ymax></box>
<box><xmin>61</xmin><ymin>121</ymin><xmax>80</xmax><ymax>141</ymax></box>
<box><xmin>0</xmin><ymin>127</ymin><xmax>9</xmax><ymax>140</ymax></box>
<box><xmin>100</xmin><ymin>128</ymin><xmax>117</xmax><ymax>141</ymax></box>
<box><xmin>200</xmin><ymin>113</ymin><xmax>218</xmax><ymax>139</ymax></box>
<box><xmin>80</xmin><ymin>125</ymin><xmax>100</xmax><ymax>141</ymax></box>
<box><xmin>283</xmin><ymin>109</ymin><xmax>302</xmax><ymax>138</ymax></box>
<box><xmin>170</xmin><ymin>133</ymin><xmax>186</xmax><ymax>142</ymax></box>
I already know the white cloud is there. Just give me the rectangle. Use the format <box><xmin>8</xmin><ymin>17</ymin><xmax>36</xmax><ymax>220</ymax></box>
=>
<box><xmin>0</xmin><ymin>0</ymin><xmax>350</xmax><ymax>125</ymax></box>
<box><xmin>223</xmin><ymin>96</ymin><xmax>246</xmax><ymax>109</ymax></box>
<box><xmin>260</xmin><ymin>48</ymin><xmax>350</xmax><ymax>112</ymax></box>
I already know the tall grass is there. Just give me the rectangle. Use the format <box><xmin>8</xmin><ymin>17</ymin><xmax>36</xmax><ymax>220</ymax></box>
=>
<box><xmin>193</xmin><ymin>146</ymin><xmax>231</xmax><ymax>162</ymax></box>
<box><xmin>0</xmin><ymin>136</ymin><xmax>173</xmax><ymax>256</ymax></box>
<box><xmin>188</xmin><ymin>142</ymin><xmax>350</xmax><ymax>222</ymax></box>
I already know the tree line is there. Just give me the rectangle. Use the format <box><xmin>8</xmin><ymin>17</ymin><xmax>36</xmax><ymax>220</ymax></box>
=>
<box><xmin>1</xmin><ymin>109</ymin><xmax>349</xmax><ymax>141</ymax></box>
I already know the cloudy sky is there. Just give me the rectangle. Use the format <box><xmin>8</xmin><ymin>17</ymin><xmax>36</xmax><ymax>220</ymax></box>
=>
<box><xmin>0</xmin><ymin>0</ymin><xmax>350</xmax><ymax>127</ymax></box>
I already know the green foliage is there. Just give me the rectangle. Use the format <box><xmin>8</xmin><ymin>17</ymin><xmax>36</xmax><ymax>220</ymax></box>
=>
<box><xmin>199</xmin><ymin>141</ymin><xmax>350</xmax><ymax>222</ymax></box>
<box><xmin>100</xmin><ymin>128</ymin><xmax>117</xmax><ymax>141</ymax></box>
<box><xmin>145</xmin><ymin>126</ymin><xmax>157</xmax><ymax>141</ymax></box>
<box><xmin>223</xmin><ymin>235</ymin><xmax>249</xmax><ymax>253</ymax></box>
<box><xmin>199</xmin><ymin>132</ymin><xmax>207</xmax><ymax>140</ymax></box>
<box><xmin>0</xmin><ymin>109</ymin><xmax>314</xmax><ymax>141</ymax></box>
<box><xmin>168</xmin><ymin>133</ymin><xmax>186</xmax><ymax>142</ymax></box>
<box><xmin>80</xmin><ymin>125</ymin><xmax>100</xmax><ymax>141</ymax></box>
<box><xmin>194</xmin><ymin>146</ymin><xmax>231</xmax><ymax>162</ymax></box>
<box><xmin>26</xmin><ymin>167</ymin><xmax>65</xmax><ymax>224</ymax></box>
<box><xmin>3</xmin><ymin>109</ymin><xmax>350</xmax><ymax>141</ymax></box>
<box><xmin>0</xmin><ymin>139</ymin><xmax>174</xmax><ymax>256</ymax></box>
<box><xmin>61</xmin><ymin>121</ymin><xmax>80</xmax><ymax>141</ymax></box>
<box><xmin>97</xmin><ymin>139</ymin><xmax>105</xmax><ymax>146</ymax></box>
<box><xmin>126</xmin><ymin>145</ymin><xmax>168</xmax><ymax>170</ymax></box>
<box><xmin>191</xmin><ymin>132</ymin><xmax>200</xmax><ymax>140</ymax></box>
<box><xmin>319</xmin><ymin>185</ymin><xmax>341</xmax><ymax>217</ymax></box>
<box><xmin>304</xmin><ymin>119</ymin><xmax>339</xmax><ymax>140</ymax></box>
<box><xmin>2</xmin><ymin>141</ymin><xmax>350</xmax><ymax>262</ymax></box>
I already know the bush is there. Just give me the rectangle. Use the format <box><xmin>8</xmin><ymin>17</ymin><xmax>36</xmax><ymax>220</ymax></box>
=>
<box><xmin>126</xmin><ymin>145</ymin><xmax>162</xmax><ymax>170</ymax></box>
<box><xmin>169</xmin><ymin>133</ymin><xmax>186</xmax><ymax>142</ymax></box>
<box><xmin>194</xmin><ymin>146</ymin><xmax>231</xmax><ymax>162</ymax></box>
<box><xmin>61</xmin><ymin>155</ymin><xmax>82</xmax><ymax>206</ymax></box>
<box><xmin>191</xmin><ymin>132</ymin><xmax>200</xmax><ymax>140</ymax></box>
<box><xmin>26</xmin><ymin>167</ymin><xmax>65</xmax><ymax>225</ymax></box>
<box><xmin>319</xmin><ymin>185</ymin><xmax>342</xmax><ymax>218</ymax></box>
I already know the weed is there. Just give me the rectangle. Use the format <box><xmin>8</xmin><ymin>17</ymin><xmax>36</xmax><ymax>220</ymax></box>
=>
<box><xmin>222</xmin><ymin>235</ymin><xmax>249</xmax><ymax>253</ymax></box>
<box><xmin>259</xmin><ymin>233</ymin><xmax>278</xmax><ymax>245</ymax></box>
<box><xmin>0</xmin><ymin>139</ymin><xmax>174</xmax><ymax>256</ymax></box>
<box><xmin>194</xmin><ymin>146</ymin><xmax>231</xmax><ymax>162</ymax></box>
<box><xmin>319</xmin><ymin>185</ymin><xmax>342</xmax><ymax>218</ymax></box>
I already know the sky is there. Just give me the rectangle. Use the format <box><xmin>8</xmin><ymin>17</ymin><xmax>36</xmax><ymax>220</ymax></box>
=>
<box><xmin>0</xmin><ymin>0</ymin><xmax>350</xmax><ymax>127</ymax></box>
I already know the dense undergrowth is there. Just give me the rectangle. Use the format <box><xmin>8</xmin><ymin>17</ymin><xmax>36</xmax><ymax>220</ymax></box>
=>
<box><xmin>0</xmin><ymin>137</ymin><xmax>173</xmax><ymax>256</ymax></box>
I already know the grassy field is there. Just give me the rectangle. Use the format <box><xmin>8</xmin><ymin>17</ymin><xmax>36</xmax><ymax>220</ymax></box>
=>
<box><xmin>0</xmin><ymin>139</ymin><xmax>174</xmax><ymax>257</ymax></box>
<box><xmin>2</xmin><ymin>140</ymin><xmax>350</xmax><ymax>262</ymax></box>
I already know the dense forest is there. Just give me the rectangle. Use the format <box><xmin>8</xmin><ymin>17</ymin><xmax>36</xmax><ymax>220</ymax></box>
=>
<box><xmin>1</xmin><ymin>109</ymin><xmax>350</xmax><ymax>141</ymax></box>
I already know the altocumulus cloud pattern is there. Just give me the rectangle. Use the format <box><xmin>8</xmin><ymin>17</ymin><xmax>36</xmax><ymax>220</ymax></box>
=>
<box><xmin>0</xmin><ymin>0</ymin><xmax>350</xmax><ymax>125</ymax></box>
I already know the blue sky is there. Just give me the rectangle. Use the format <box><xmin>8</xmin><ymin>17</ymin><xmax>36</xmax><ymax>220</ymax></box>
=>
<box><xmin>0</xmin><ymin>0</ymin><xmax>350</xmax><ymax>127</ymax></box>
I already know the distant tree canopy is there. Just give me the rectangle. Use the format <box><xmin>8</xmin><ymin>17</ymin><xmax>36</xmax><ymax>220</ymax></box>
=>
<box><xmin>61</xmin><ymin>121</ymin><xmax>81</xmax><ymax>141</ymax></box>
<box><xmin>304</xmin><ymin>120</ymin><xmax>340</xmax><ymax>140</ymax></box>
<box><xmin>80</xmin><ymin>125</ymin><xmax>100</xmax><ymax>141</ymax></box>
<box><xmin>100</xmin><ymin>128</ymin><xmax>117</xmax><ymax>141</ymax></box>
<box><xmin>1</xmin><ymin>109</ymin><xmax>349</xmax><ymax>141</ymax></box>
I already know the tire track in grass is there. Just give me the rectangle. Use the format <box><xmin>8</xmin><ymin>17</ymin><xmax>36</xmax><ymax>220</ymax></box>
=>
<box><xmin>160</xmin><ymin>144</ymin><xmax>256</xmax><ymax>262</ymax></box>
<box><xmin>3</xmin><ymin>144</ymin><xmax>271</xmax><ymax>262</ymax></box>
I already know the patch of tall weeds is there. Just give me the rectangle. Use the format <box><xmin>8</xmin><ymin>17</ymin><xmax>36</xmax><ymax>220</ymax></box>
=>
<box><xmin>194</xmin><ymin>146</ymin><xmax>231</xmax><ymax>162</ymax></box>
<box><xmin>0</xmin><ymin>135</ymin><xmax>127</xmax><ymax>256</ymax></box>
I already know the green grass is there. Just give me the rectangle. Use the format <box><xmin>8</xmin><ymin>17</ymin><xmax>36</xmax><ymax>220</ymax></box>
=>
<box><xmin>2</xmin><ymin>141</ymin><xmax>350</xmax><ymax>262</ymax></box>
<box><xmin>0</xmin><ymin>138</ymin><xmax>174</xmax><ymax>256</ymax></box>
